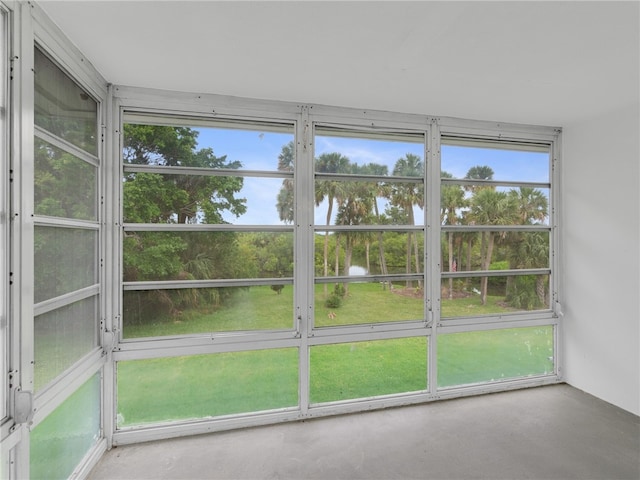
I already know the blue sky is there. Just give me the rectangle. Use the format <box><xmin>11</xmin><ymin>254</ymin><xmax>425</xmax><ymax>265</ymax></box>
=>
<box><xmin>195</xmin><ymin>127</ymin><xmax>549</xmax><ymax>226</ymax></box>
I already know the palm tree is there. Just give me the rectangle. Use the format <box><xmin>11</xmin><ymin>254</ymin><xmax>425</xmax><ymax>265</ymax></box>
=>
<box><xmin>469</xmin><ymin>188</ymin><xmax>518</xmax><ymax>305</ymax></box>
<box><xmin>441</xmin><ymin>171</ymin><xmax>466</xmax><ymax>299</ymax></box>
<box><xmin>465</xmin><ymin>165</ymin><xmax>495</xmax><ymax>192</ymax></box>
<box><xmin>390</xmin><ymin>153</ymin><xmax>424</xmax><ymax>287</ymax></box>
<box><xmin>509</xmin><ymin>187</ymin><xmax>548</xmax><ymax>225</ymax></box>
<box><xmin>508</xmin><ymin>231</ymin><xmax>549</xmax><ymax>308</ymax></box>
<box><xmin>276</xmin><ymin>141</ymin><xmax>295</xmax><ymax>224</ymax></box>
<box><xmin>506</xmin><ymin>187</ymin><xmax>549</xmax><ymax>307</ymax></box>
<box><xmin>335</xmin><ymin>181</ymin><xmax>373</xmax><ymax>294</ymax></box>
<box><xmin>315</xmin><ymin>153</ymin><xmax>351</xmax><ymax>295</ymax></box>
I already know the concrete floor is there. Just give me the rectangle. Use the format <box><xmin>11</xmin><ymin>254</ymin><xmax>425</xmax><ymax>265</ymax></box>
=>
<box><xmin>88</xmin><ymin>384</ymin><xmax>639</xmax><ymax>480</ymax></box>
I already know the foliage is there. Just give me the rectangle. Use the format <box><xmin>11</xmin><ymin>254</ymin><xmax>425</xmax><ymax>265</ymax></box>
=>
<box><xmin>506</xmin><ymin>275</ymin><xmax>543</xmax><ymax>310</ymax></box>
<box><xmin>275</xmin><ymin>141</ymin><xmax>295</xmax><ymax>223</ymax></box>
<box><xmin>325</xmin><ymin>293</ymin><xmax>343</xmax><ymax>308</ymax></box>
<box><xmin>122</xmin><ymin>124</ymin><xmax>249</xmax><ymax>322</ymax></box>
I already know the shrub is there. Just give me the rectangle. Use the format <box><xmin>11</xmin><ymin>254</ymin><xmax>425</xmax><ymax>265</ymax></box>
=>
<box><xmin>325</xmin><ymin>293</ymin><xmax>342</xmax><ymax>308</ymax></box>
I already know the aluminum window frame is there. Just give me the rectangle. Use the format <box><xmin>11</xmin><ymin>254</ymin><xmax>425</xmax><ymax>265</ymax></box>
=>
<box><xmin>110</xmin><ymin>87</ymin><xmax>561</xmax><ymax>446</ymax></box>
<box><xmin>3</xmin><ymin>3</ymin><xmax>110</xmax><ymax>478</ymax></box>
<box><xmin>118</xmin><ymin>111</ymin><xmax>299</xmax><ymax>344</ymax></box>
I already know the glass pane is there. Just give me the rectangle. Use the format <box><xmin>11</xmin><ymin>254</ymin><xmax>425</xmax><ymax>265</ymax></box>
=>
<box><xmin>35</xmin><ymin>137</ymin><xmax>97</xmax><ymax>220</ymax></box>
<box><xmin>123</xmin><ymin>123</ymin><xmax>293</xmax><ymax>171</ymax></box>
<box><xmin>441</xmin><ymin>274</ymin><xmax>550</xmax><ymax>318</ymax></box>
<box><xmin>310</xmin><ymin>337</ymin><xmax>427</xmax><ymax>403</ymax></box>
<box><xmin>314</xmin><ymin>281</ymin><xmax>424</xmax><ymax>327</ymax></box>
<box><xmin>123</xmin><ymin>172</ymin><xmax>291</xmax><ymax>225</ymax></box>
<box><xmin>35</xmin><ymin>296</ymin><xmax>98</xmax><ymax>391</ymax></box>
<box><xmin>441</xmin><ymin>142</ymin><xmax>549</xmax><ymax>183</ymax></box>
<box><xmin>314</xmin><ymin>130</ymin><xmax>424</xmax><ymax>177</ymax></box>
<box><xmin>31</xmin><ymin>374</ymin><xmax>101</xmax><ymax>479</ymax></box>
<box><xmin>124</xmin><ymin>231</ymin><xmax>293</xmax><ymax>282</ymax></box>
<box><xmin>123</xmin><ymin>286</ymin><xmax>294</xmax><ymax>338</ymax></box>
<box><xmin>438</xmin><ymin>326</ymin><xmax>554</xmax><ymax>388</ymax></box>
<box><xmin>441</xmin><ymin>231</ymin><xmax>549</xmax><ymax>272</ymax></box>
<box><xmin>314</xmin><ymin>180</ymin><xmax>424</xmax><ymax>227</ymax></box>
<box><xmin>34</xmin><ymin>226</ymin><xmax>97</xmax><ymax>303</ymax></box>
<box><xmin>314</xmin><ymin>230</ymin><xmax>424</xmax><ymax>278</ymax></box>
<box><xmin>34</xmin><ymin>48</ymin><xmax>98</xmax><ymax>155</ymax></box>
<box><xmin>117</xmin><ymin>349</ymin><xmax>298</xmax><ymax>426</ymax></box>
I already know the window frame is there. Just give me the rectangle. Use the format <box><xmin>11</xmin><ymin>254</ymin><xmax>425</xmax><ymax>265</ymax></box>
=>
<box><xmin>110</xmin><ymin>87</ymin><xmax>561</xmax><ymax>446</ymax></box>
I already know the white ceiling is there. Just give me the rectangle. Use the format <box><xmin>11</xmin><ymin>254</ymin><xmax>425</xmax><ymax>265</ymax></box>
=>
<box><xmin>39</xmin><ymin>1</ymin><xmax>639</xmax><ymax>127</ymax></box>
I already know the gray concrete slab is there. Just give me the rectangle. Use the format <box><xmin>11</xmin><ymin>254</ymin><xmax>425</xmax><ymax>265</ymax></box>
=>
<box><xmin>88</xmin><ymin>384</ymin><xmax>640</xmax><ymax>479</ymax></box>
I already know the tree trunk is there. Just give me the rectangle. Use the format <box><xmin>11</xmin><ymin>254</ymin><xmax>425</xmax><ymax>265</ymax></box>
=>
<box><xmin>448</xmin><ymin>231</ymin><xmax>454</xmax><ymax>299</ymax></box>
<box><xmin>365</xmin><ymin>240</ymin><xmax>370</xmax><ymax>274</ymax></box>
<box><xmin>480</xmin><ymin>232</ymin><xmax>495</xmax><ymax>306</ymax></box>
<box><xmin>412</xmin><ymin>232</ymin><xmax>422</xmax><ymax>288</ymax></box>
<box><xmin>323</xmin><ymin>196</ymin><xmax>333</xmax><ymax>297</ymax></box>
<box><xmin>343</xmin><ymin>236</ymin><xmax>352</xmax><ymax>295</ymax></box>
<box><xmin>377</xmin><ymin>231</ymin><xmax>388</xmax><ymax>290</ymax></box>
<box><xmin>465</xmin><ymin>237</ymin><xmax>473</xmax><ymax>289</ymax></box>
<box><xmin>405</xmin><ymin>232</ymin><xmax>412</xmax><ymax>288</ymax></box>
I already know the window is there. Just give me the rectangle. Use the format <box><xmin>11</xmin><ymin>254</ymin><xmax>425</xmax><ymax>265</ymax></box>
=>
<box><xmin>120</xmin><ymin>117</ymin><xmax>296</xmax><ymax>339</ymax></box>
<box><xmin>312</xmin><ymin>127</ymin><xmax>427</xmax><ymax>328</ymax></box>
<box><xmin>113</xmin><ymin>92</ymin><xmax>559</xmax><ymax>442</ymax></box>
<box><xmin>33</xmin><ymin>47</ymin><xmax>101</xmax><ymax>392</ymax></box>
<box><xmin>440</xmin><ymin>138</ymin><xmax>552</xmax><ymax>319</ymax></box>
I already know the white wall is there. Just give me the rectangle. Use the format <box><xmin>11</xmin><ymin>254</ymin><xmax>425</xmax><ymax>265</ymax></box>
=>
<box><xmin>562</xmin><ymin>102</ymin><xmax>640</xmax><ymax>415</ymax></box>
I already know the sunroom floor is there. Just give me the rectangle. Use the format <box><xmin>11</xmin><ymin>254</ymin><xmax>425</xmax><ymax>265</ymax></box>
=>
<box><xmin>88</xmin><ymin>383</ymin><xmax>639</xmax><ymax>480</ymax></box>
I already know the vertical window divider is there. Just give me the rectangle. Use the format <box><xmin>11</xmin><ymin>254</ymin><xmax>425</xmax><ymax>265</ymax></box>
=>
<box><xmin>296</xmin><ymin>105</ymin><xmax>312</xmax><ymax>415</ymax></box>
<box><xmin>101</xmin><ymin>84</ymin><xmax>116</xmax><ymax>449</ymax></box>
<box><xmin>427</xmin><ymin>118</ymin><xmax>442</xmax><ymax>395</ymax></box>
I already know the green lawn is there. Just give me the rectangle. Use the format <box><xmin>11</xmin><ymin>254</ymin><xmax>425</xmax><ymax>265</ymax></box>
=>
<box><xmin>117</xmin><ymin>284</ymin><xmax>554</xmax><ymax>427</ymax></box>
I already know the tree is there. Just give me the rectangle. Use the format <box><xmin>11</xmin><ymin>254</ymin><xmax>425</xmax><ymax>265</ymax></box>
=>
<box><xmin>276</xmin><ymin>141</ymin><xmax>295</xmax><ymax>224</ymax></box>
<box><xmin>315</xmin><ymin>152</ymin><xmax>351</xmax><ymax>295</ymax></box>
<box><xmin>441</xmin><ymin>171</ymin><xmax>466</xmax><ymax>299</ymax></box>
<box><xmin>465</xmin><ymin>165</ymin><xmax>495</xmax><ymax>190</ymax></box>
<box><xmin>122</xmin><ymin>124</ymin><xmax>249</xmax><ymax>320</ymax></box>
<box><xmin>461</xmin><ymin>165</ymin><xmax>495</xmax><ymax>289</ymax></box>
<box><xmin>335</xmin><ymin>180</ymin><xmax>374</xmax><ymax>294</ymax></box>
<box><xmin>469</xmin><ymin>188</ymin><xmax>518</xmax><ymax>305</ymax></box>
<box><xmin>390</xmin><ymin>154</ymin><xmax>424</xmax><ymax>287</ymax></box>
<box><xmin>506</xmin><ymin>187</ymin><xmax>549</xmax><ymax>308</ymax></box>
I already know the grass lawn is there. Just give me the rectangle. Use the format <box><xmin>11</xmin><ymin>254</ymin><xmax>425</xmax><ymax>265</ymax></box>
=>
<box><xmin>117</xmin><ymin>283</ymin><xmax>554</xmax><ymax>427</ymax></box>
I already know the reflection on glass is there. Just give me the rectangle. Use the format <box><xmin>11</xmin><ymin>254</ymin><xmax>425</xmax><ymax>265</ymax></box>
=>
<box><xmin>438</xmin><ymin>326</ymin><xmax>554</xmax><ymax>388</ymax></box>
<box><xmin>314</xmin><ymin>281</ymin><xmax>424</xmax><ymax>327</ymax></box>
<box><xmin>123</xmin><ymin>231</ymin><xmax>293</xmax><ymax>282</ymax></box>
<box><xmin>441</xmin><ymin>143</ymin><xmax>549</xmax><ymax>183</ymax></box>
<box><xmin>34</xmin><ymin>48</ymin><xmax>97</xmax><ymax>155</ymax></box>
<box><xmin>310</xmin><ymin>337</ymin><xmax>427</xmax><ymax>403</ymax></box>
<box><xmin>35</xmin><ymin>137</ymin><xmax>97</xmax><ymax>220</ymax></box>
<box><xmin>31</xmin><ymin>374</ymin><xmax>101</xmax><ymax>479</ymax></box>
<box><xmin>440</xmin><ymin>231</ymin><xmax>550</xmax><ymax>273</ymax></box>
<box><xmin>35</xmin><ymin>296</ymin><xmax>98</xmax><ymax>391</ymax></box>
<box><xmin>314</xmin><ymin>230</ymin><xmax>424</xmax><ymax>279</ymax></box>
<box><xmin>117</xmin><ymin>349</ymin><xmax>298</xmax><ymax>426</ymax></box>
<box><xmin>440</xmin><ymin>274</ymin><xmax>550</xmax><ymax>317</ymax></box>
<box><xmin>34</xmin><ymin>226</ymin><xmax>97</xmax><ymax>303</ymax></box>
<box><xmin>123</xmin><ymin>286</ymin><xmax>294</xmax><ymax>338</ymax></box>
